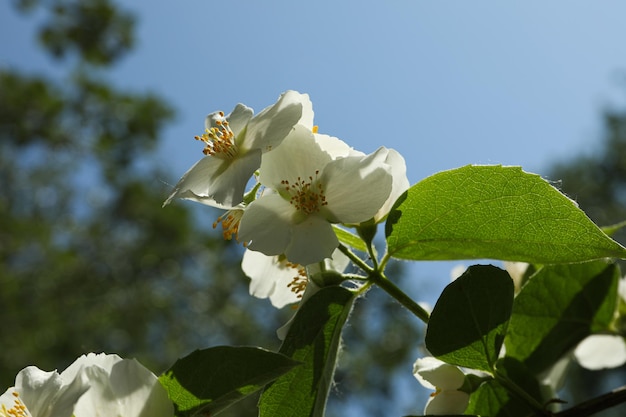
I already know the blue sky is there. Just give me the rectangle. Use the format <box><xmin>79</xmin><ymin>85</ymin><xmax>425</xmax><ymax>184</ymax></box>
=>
<box><xmin>3</xmin><ymin>1</ymin><xmax>626</xmax><ymax>413</ymax></box>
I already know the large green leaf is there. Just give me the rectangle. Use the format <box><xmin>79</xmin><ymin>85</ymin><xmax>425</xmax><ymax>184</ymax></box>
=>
<box><xmin>258</xmin><ymin>286</ymin><xmax>356</xmax><ymax>417</ymax></box>
<box><xmin>159</xmin><ymin>346</ymin><xmax>300</xmax><ymax>416</ymax></box>
<box><xmin>505</xmin><ymin>260</ymin><xmax>619</xmax><ymax>373</ymax></box>
<box><xmin>465</xmin><ymin>358</ymin><xmax>543</xmax><ymax>417</ymax></box>
<box><xmin>385</xmin><ymin>165</ymin><xmax>626</xmax><ymax>263</ymax></box>
<box><xmin>425</xmin><ymin>265</ymin><xmax>514</xmax><ymax>373</ymax></box>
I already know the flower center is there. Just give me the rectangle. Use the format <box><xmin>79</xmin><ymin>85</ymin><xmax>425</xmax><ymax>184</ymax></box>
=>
<box><xmin>213</xmin><ymin>209</ymin><xmax>244</xmax><ymax>242</ymax></box>
<box><xmin>281</xmin><ymin>171</ymin><xmax>328</xmax><ymax>215</ymax></box>
<box><xmin>286</xmin><ymin>261</ymin><xmax>308</xmax><ymax>299</ymax></box>
<box><xmin>1</xmin><ymin>391</ymin><xmax>29</xmax><ymax>417</ymax></box>
<box><xmin>194</xmin><ymin>111</ymin><xmax>238</xmax><ymax>159</ymax></box>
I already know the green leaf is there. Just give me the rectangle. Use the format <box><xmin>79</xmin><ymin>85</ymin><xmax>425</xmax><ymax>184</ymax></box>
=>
<box><xmin>465</xmin><ymin>358</ymin><xmax>543</xmax><ymax>417</ymax></box>
<box><xmin>505</xmin><ymin>260</ymin><xmax>619</xmax><ymax>373</ymax></box>
<box><xmin>258</xmin><ymin>286</ymin><xmax>356</xmax><ymax>417</ymax></box>
<box><xmin>425</xmin><ymin>265</ymin><xmax>514</xmax><ymax>372</ymax></box>
<box><xmin>159</xmin><ymin>346</ymin><xmax>300</xmax><ymax>417</ymax></box>
<box><xmin>333</xmin><ymin>225</ymin><xmax>368</xmax><ymax>252</ymax></box>
<box><xmin>385</xmin><ymin>165</ymin><xmax>626</xmax><ymax>263</ymax></box>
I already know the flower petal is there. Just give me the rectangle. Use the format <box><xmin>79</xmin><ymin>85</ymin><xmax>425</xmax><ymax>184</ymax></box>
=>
<box><xmin>258</xmin><ymin>124</ymin><xmax>331</xmax><ymax>189</ymax></box>
<box><xmin>15</xmin><ymin>365</ymin><xmax>89</xmax><ymax>417</ymax></box>
<box><xmin>285</xmin><ymin>216</ymin><xmax>339</xmax><ymax>265</ymax></box>
<box><xmin>239</xmin><ymin>194</ymin><xmax>294</xmax><ymax>256</ymax></box>
<box><xmin>205</xmin><ymin>104</ymin><xmax>253</xmax><ymax>137</ymax></box>
<box><xmin>164</xmin><ymin>149</ymin><xmax>261</xmax><ymax>208</ymax></box>
<box><xmin>0</xmin><ymin>388</ymin><xmax>33</xmax><ymax>417</ymax></box>
<box><xmin>242</xmin><ymin>250</ymin><xmax>302</xmax><ymax>308</ymax></box>
<box><xmin>70</xmin><ymin>354</ymin><xmax>174</xmax><ymax>417</ymax></box>
<box><xmin>241</xmin><ymin>90</ymin><xmax>305</xmax><ymax>153</ymax></box>
<box><xmin>413</xmin><ymin>357</ymin><xmax>465</xmax><ymax>390</ymax></box>
<box><xmin>321</xmin><ymin>149</ymin><xmax>392</xmax><ymax>223</ymax></box>
<box><xmin>314</xmin><ymin>133</ymin><xmax>362</xmax><ymax>159</ymax></box>
<box><xmin>373</xmin><ymin>148</ymin><xmax>410</xmax><ymax>222</ymax></box>
<box><xmin>574</xmin><ymin>334</ymin><xmax>626</xmax><ymax>370</ymax></box>
<box><xmin>424</xmin><ymin>390</ymin><xmax>470</xmax><ymax>415</ymax></box>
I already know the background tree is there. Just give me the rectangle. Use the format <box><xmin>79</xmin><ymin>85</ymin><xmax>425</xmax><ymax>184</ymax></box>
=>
<box><xmin>0</xmin><ymin>1</ymin><xmax>420</xmax><ymax>415</ymax></box>
<box><xmin>548</xmin><ymin>96</ymin><xmax>626</xmax><ymax>417</ymax></box>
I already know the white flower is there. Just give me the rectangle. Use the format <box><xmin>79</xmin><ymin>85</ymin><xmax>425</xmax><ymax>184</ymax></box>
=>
<box><xmin>573</xmin><ymin>334</ymin><xmax>626</xmax><ymax>370</ymax></box>
<box><xmin>372</xmin><ymin>148</ymin><xmax>409</xmax><ymax>223</ymax></box>
<box><xmin>0</xmin><ymin>353</ymin><xmax>173</xmax><ymax>417</ymax></box>
<box><xmin>0</xmin><ymin>364</ymin><xmax>90</xmax><ymax>417</ymax></box>
<box><xmin>242</xmin><ymin>248</ymin><xmax>350</xmax><ymax>309</ymax></box>
<box><xmin>413</xmin><ymin>357</ymin><xmax>469</xmax><ymax>415</ymax></box>
<box><xmin>238</xmin><ymin>125</ymin><xmax>392</xmax><ymax>265</ymax></box>
<box><xmin>163</xmin><ymin>91</ymin><xmax>306</xmax><ymax>208</ymax></box>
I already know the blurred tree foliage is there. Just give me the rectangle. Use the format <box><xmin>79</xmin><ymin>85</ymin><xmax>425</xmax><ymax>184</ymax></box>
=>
<box><xmin>0</xmin><ymin>1</ymin><xmax>421</xmax><ymax>415</ymax></box>
<box><xmin>548</xmin><ymin>96</ymin><xmax>626</xmax><ymax>417</ymax></box>
<box><xmin>549</xmin><ymin>103</ymin><xmax>626</xmax><ymax>246</ymax></box>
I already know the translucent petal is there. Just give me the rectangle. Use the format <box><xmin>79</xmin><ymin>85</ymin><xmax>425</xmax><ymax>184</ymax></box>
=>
<box><xmin>258</xmin><ymin>124</ymin><xmax>331</xmax><ymax>189</ymax></box>
<box><xmin>424</xmin><ymin>390</ymin><xmax>470</xmax><ymax>415</ymax></box>
<box><xmin>15</xmin><ymin>365</ymin><xmax>89</xmax><ymax>417</ymax></box>
<box><xmin>242</xmin><ymin>250</ymin><xmax>302</xmax><ymax>308</ymax></box>
<box><xmin>70</xmin><ymin>354</ymin><xmax>174</xmax><ymax>417</ymax></box>
<box><xmin>239</xmin><ymin>194</ymin><xmax>294</xmax><ymax>256</ymax></box>
<box><xmin>413</xmin><ymin>357</ymin><xmax>465</xmax><ymax>390</ymax></box>
<box><xmin>0</xmin><ymin>388</ymin><xmax>33</xmax><ymax>417</ymax></box>
<box><xmin>285</xmin><ymin>216</ymin><xmax>339</xmax><ymax>265</ymax></box>
<box><xmin>205</xmin><ymin>104</ymin><xmax>253</xmax><ymax>137</ymax></box>
<box><xmin>164</xmin><ymin>149</ymin><xmax>261</xmax><ymax>208</ymax></box>
<box><xmin>242</xmin><ymin>90</ymin><xmax>305</xmax><ymax>152</ymax></box>
<box><xmin>373</xmin><ymin>148</ymin><xmax>410</xmax><ymax>222</ymax></box>
<box><xmin>314</xmin><ymin>133</ymin><xmax>362</xmax><ymax>159</ymax></box>
<box><xmin>321</xmin><ymin>150</ymin><xmax>392</xmax><ymax>223</ymax></box>
<box><xmin>574</xmin><ymin>335</ymin><xmax>626</xmax><ymax>370</ymax></box>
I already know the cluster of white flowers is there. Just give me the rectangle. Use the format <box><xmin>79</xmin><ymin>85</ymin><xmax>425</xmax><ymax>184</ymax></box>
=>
<box><xmin>0</xmin><ymin>353</ymin><xmax>173</xmax><ymax>417</ymax></box>
<box><xmin>165</xmin><ymin>91</ymin><xmax>409</xmax><ymax>308</ymax></box>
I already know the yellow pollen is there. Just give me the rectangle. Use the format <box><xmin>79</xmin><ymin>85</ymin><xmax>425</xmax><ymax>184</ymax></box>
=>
<box><xmin>213</xmin><ymin>209</ymin><xmax>244</xmax><ymax>242</ymax></box>
<box><xmin>286</xmin><ymin>262</ymin><xmax>308</xmax><ymax>298</ymax></box>
<box><xmin>1</xmin><ymin>391</ymin><xmax>29</xmax><ymax>417</ymax></box>
<box><xmin>312</xmin><ymin>125</ymin><xmax>319</xmax><ymax>133</ymax></box>
<box><xmin>194</xmin><ymin>112</ymin><xmax>237</xmax><ymax>158</ymax></box>
<box><xmin>281</xmin><ymin>171</ymin><xmax>327</xmax><ymax>215</ymax></box>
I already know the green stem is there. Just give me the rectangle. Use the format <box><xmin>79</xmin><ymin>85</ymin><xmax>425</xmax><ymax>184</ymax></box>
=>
<box><xmin>554</xmin><ymin>385</ymin><xmax>626</xmax><ymax>417</ymax></box>
<box><xmin>370</xmin><ymin>271</ymin><xmax>430</xmax><ymax>324</ymax></box>
<box><xmin>338</xmin><ymin>244</ymin><xmax>373</xmax><ymax>274</ymax></box>
<box><xmin>495</xmin><ymin>373</ymin><xmax>549</xmax><ymax>416</ymax></box>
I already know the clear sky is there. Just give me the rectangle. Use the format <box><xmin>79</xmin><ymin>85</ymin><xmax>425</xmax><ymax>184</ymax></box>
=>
<box><xmin>3</xmin><ymin>1</ymin><xmax>626</xmax><ymax>414</ymax></box>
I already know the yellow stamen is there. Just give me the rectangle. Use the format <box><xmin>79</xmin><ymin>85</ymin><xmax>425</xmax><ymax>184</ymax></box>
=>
<box><xmin>286</xmin><ymin>262</ymin><xmax>308</xmax><ymax>299</ymax></box>
<box><xmin>312</xmin><ymin>125</ymin><xmax>319</xmax><ymax>133</ymax></box>
<box><xmin>1</xmin><ymin>391</ymin><xmax>29</xmax><ymax>417</ymax></box>
<box><xmin>213</xmin><ymin>209</ymin><xmax>244</xmax><ymax>242</ymax></box>
<box><xmin>281</xmin><ymin>170</ymin><xmax>327</xmax><ymax>215</ymax></box>
<box><xmin>194</xmin><ymin>111</ymin><xmax>238</xmax><ymax>159</ymax></box>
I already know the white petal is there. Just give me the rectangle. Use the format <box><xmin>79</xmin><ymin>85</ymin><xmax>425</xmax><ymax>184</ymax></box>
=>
<box><xmin>242</xmin><ymin>250</ymin><xmax>302</xmax><ymax>308</ymax></box>
<box><xmin>574</xmin><ymin>335</ymin><xmax>626</xmax><ymax>370</ymax></box>
<box><xmin>314</xmin><ymin>133</ymin><xmax>362</xmax><ymax>159</ymax></box>
<box><xmin>239</xmin><ymin>194</ymin><xmax>294</xmax><ymax>256</ymax></box>
<box><xmin>424</xmin><ymin>390</ymin><xmax>470</xmax><ymax>415</ymax></box>
<box><xmin>217</xmin><ymin>104</ymin><xmax>253</xmax><ymax>136</ymax></box>
<box><xmin>258</xmin><ymin>125</ymin><xmax>331</xmax><ymax>189</ymax></box>
<box><xmin>164</xmin><ymin>149</ymin><xmax>261</xmax><ymax>208</ymax></box>
<box><xmin>72</xmin><ymin>355</ymin><xmax>173</xmax><ymax>417</ymax></box>
<box><xmin>0</xmin><ymin>388</ymin><xmax>33</xmax><ymax>417</ymax></box>
<box><xmin>241</xmin><ymin>91</ymin><xmax>305</xmax><ymax>152</ymax></box>
<box><xmin>373</xmin><ymin>148</ymin><xmax>410</xmax><ymax>222</ymax></box>
<box><xmin>307</xmin><ymin>247</ymin><xmax>351</xmax><ymax>277</ymax></box>
<box><xmin>285</xmin><ymin>216</ymin><xmax>339</xmax><ymax>265</ymax></box>
<box><xmin>413</xmin><ymin>357</ymin><xmax>465</xmax><ymax>390</ymax></box>
<box><xmin>321</xmin><ymin>151</ymin><xmax>392</xmax><ymax>223</ymax></box>
<box><xmin>15</xmin><ymin>365</ymin><xmax>89</xmax><ymax>417</ymax></box>
<box><xmin>14</xmin><ymin>367</ymin><xmax>63</xmax><ymax>417</ymax></box>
